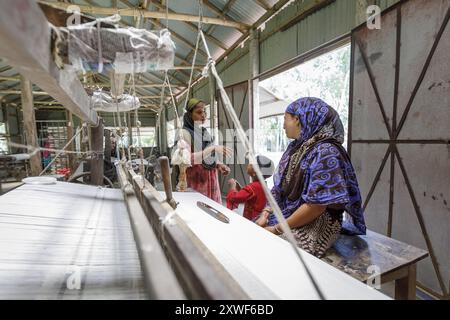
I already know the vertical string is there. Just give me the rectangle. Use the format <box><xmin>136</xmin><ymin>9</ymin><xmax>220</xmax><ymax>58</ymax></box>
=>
<box><xmin>165</xmin><ymin>0</ymin><xmax>169</xmax><ymax>29</ymax></box>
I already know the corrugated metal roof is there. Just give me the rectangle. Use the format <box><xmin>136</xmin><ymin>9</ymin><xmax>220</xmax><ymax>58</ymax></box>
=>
<box><xmin>4</xmin><ymin>0</ymin><xmax>384</xmax><ymax>110</ymax></box>
<box><xmin>0</xmin><ymin>61</ymin><xmax>23</xmax><ymax>105</ymax></box>
<box><xmin>211</xmin><ymin>0</ymin><xmax>266</xmax><ymax>25</ymax></box>
<box><xmin>1</xmin><ymin>0</ymin><xmax>274</xmax><ymax>108</ymax></box>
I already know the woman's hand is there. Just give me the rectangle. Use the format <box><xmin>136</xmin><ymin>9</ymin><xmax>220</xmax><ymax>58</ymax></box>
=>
<box><xmin>218</xmin><ymin>163</ymin><xmax>231</xmax><ymax>176</ymax></box>
<box><xmin>203</xmin><ymin>145</ymin><xmax>215</xmax><ymax>157</ymax></box>
<box><xmin>229</xmin><ymin>178</ymin><xmax>241</xmax><ymax>190</ymax></box>
<box><xmin>265</xmin><ymin>224</ymin><xmax>283</xmax><ymax>235</ymax></box>
<box><xmin>214</xmin><ymin>145</ymin><xmax>233</xmax><ymax>158</ymax></box>
<box><xmin>265</xmin><ymin>226</ymin><xmax>277</xmax><ymax>234</ymax></box>
<box><xmin>255</xmin><ymin>210</ymin><xmax>270</xmax><ymax>227</ymax></box>
<box><xmin>203</xmin><ymin>145</ymin><xmax>232</xmax><ymax>159</ymax></box>
<box><xmin>227</xmin><ymin>178</ymin><xmax>237</xmax><ymax>189</ymax></box>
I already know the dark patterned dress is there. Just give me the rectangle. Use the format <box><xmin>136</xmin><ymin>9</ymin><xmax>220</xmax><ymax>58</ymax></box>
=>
<box><xmin>280</xmin><ymin>211</ymin><xmax>342</xmax><ymax>258</ymax></box>
<box><xmin>186</xmin><ymin>160</ymin><xmax>222</xmax><ymax>204</ymax></box>
<box><xmin>276</xmin><ymin>142</ymin><xmax>348</xmax><ymax>257</ymax></box>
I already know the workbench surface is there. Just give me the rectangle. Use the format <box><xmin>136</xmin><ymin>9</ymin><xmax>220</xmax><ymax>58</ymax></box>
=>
<box><xmin>172</xmin><ymin>191</ymin><xmax>390</xmax><ymax>300</ymax></box>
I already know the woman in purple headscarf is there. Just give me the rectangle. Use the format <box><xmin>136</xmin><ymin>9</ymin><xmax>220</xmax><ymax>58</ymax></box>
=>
<box><xmin>256</xmin><ymin>97</ymin><xmax>366</xmax><ymax>258</ymax></box>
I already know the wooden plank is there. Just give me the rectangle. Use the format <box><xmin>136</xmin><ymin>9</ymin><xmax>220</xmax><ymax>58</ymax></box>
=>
<box><xmin>138</xmin><ymin>96</ymin><xmax>161</xmax><ymax>99</ymax></box>
<box><xmin>0</xmin><ymin>0</ymin><xmax>97</xmax><ymax>125</ymax></box>
<box><xmin>151</xmin><ymin>0</ymin><xmax>231</xmax><ymax>49</ymax></box>
<box><xmin>39</xmin><ymin>1</ymin><xmax>249</xmax><ymax>30</ymax></box>
<box><xmin>127</xmin><ymin>170</ymin><xmax>249</xmax><ymax>299</ymax></box>
<box><xmin>0</xmin><ymin>90</ymin><xmax>48</xmax><ymax>96</ymax></box>
<box><xmin>21</xmin><ymin>76</ymin><xmax>42</xmax><ymax>176</ymax></box>
<box><xmin>116</xmin><ymin>164</ymin><xmax>185</xmax><ymax>299</ymax></box>
<box><xmin>101</xmin><ymin>83</ymin><xmax>186</xmax><ymax>89</ymax></box>
<box><xmin>322</xmin><ymin>230</ymin><xmax>428</xmax><ymax>282</ymax></box>
<box><xmin>0</xmin><ymin>76</ymin><xmax>19</xmax><ymax>82</ymax></box>
<box><xmin>381</xmin><ymin>266</ymin><xmax>409</xmax><ymax>284</ymax></box>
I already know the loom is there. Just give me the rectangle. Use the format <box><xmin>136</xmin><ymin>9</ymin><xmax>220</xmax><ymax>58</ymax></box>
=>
<box><xmin>0</xmin><ymin>0</ymin><xmax>392</xmax><ymax>300</ymax></box>
<box><xmin>0</xmin><ymin>157</ymin><xmax>390</xmax><ymax>300</ymax></box>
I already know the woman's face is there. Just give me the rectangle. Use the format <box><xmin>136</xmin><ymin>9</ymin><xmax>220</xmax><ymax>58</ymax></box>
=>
<box><xmin>283</xmin><ymin>112</ymin><xmax>301</xmax><ymax>139</ymax></box>
<box><xmin>191</xmin><ymin>102</ymin><xmax>206</xmax><ymax>123</ymax></box>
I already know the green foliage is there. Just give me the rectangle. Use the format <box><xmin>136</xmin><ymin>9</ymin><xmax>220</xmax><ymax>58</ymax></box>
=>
<box><xmin>260</xmin><ymin>45</ymin><xmax>350</xmax><ymax>148</ymax></box>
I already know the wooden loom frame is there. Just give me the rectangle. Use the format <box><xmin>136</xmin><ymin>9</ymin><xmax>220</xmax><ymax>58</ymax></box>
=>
<box><xmin>116</xmin><ymin>163</ymin><xmax>249</xmax><ymax>299</ymax></box>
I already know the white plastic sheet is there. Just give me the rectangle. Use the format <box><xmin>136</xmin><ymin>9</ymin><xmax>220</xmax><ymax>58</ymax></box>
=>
<box><xmin>66</xmin><ymin>16</ymin><xmax>175</xmax><ymax>73</ymax></box>
<box><xmin>91</xmin><ymin>90</ymin><xmax>140</xmax><ymax>112</ymax></box>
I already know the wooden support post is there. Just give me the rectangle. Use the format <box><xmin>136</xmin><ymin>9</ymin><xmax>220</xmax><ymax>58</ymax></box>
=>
<box><xmin>21</xmin><ymin>76</ymin><xmax>42</xmax><ymax>176</ymax></box>
<box><xmin>159</xmin><ymin>108</ymin><xmax>168</xmax><ymax>156</ymax></box>
<box><xmin>90</xmin><ymin>118</ymin><xmax>104</xmax><ymax>186</ymax></box>
<box><xmin>66</xmin><ymin>110</ymin><xmax>76</xmax><ymax>173</ymax></box>
<box><xmin>104</xmin><ymin>128</ymin><xmax>111</xmax><ymax>163</ymax></box>
<box><xmin>249</xmin><ymin>28</ymin><xmax>260</xmax><ymax>152</ymax></box>
<box><xmin>395</xmin><ymin>264</ymin><xmax>417</xmax><ymax>300</ymax></box>
<box><xmin>81</xmin><ymin>125</ymin><xmax>89</xmax><ymax>154</ymax></box>
<box><xmin>159</xmin><ymin>156</ymin><xmax>177</xmax><ymax>209</ymax></box>
<box><xmin>127</xmin><ymin>112</ymin><xmax>133</xmax><ymax>148</ymax></box>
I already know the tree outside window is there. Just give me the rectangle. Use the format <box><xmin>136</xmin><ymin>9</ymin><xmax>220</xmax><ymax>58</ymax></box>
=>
<box><xmin>258</xmin><ymin>44</ymin><xmax>350</xmax><ymax>180</ymax></box>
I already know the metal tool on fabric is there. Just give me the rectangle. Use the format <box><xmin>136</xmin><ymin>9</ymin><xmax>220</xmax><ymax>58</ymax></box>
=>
<box><xmin>196</xmin><ymin>201</ymin><xmax>230</xmax><ymax>224</ymax></box>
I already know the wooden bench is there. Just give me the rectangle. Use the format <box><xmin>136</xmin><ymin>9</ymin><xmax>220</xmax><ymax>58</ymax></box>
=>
<box><xmin>321</xmin><ymin>230</ymin><xmax>428</xmax><ymax>300</ymax></box>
